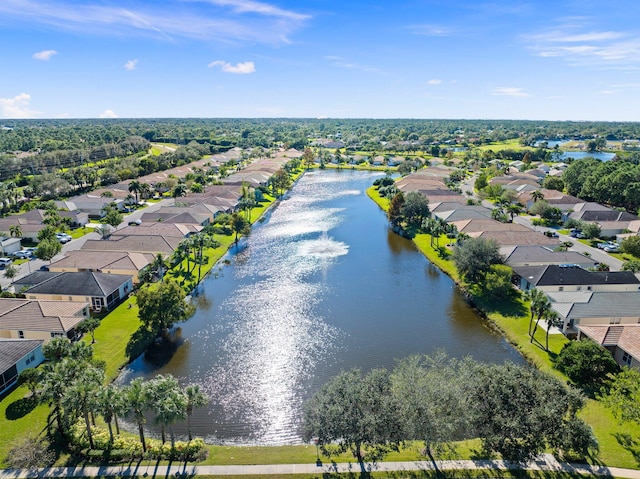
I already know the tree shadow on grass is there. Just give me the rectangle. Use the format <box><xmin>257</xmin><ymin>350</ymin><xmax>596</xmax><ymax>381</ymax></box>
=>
<box><xmin>471</xmin><ymin>289</ymin><xmax>528</xmax><ymax>318</ymax></box>
<box><xmin>5</xmin><ymin>395</ymin><xmax>37</xmax><ymax>420</ymax></box>
<box><xmin>614</xmin><ymin>432</ymin><xmax>640</xmax><ymax>467</ymax></box>
<box><xmin>126</xmin><ymin>326</ymin><xmax>156</xmax><ymax>360</ymax></box>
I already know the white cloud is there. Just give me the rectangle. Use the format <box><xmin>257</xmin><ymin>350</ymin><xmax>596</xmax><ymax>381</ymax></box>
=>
<box><xmin>426</xmin><ymin>79</ymin><xmax>442</xmax><ymax>85</ymax></box>
<box><xmin>124</xmin><ymin>59</ymin><xmax>139</xmax><ymax>70</ymax></box>
<box><xmin>33</xmin><ymin>49</ymin><xmax>57</xmax><ymax>60</ymax></box>
<box><xmin>525</xmin><ymin>22</ymin><xmax>640</xmax><ymax>69</ymax></box>
<box><xmin>324</xmin><ymin>56</ymin><xmax>386</xmax><ymax>75</ymax></box>
<box><xmin>0</xmin><ymin>0</ymin><xmax>309</xmax><ymax>45</ymax></box>
<box><xmin>491</xmin><ymin>87</ymin><xmax>530</xmax><ymax>97</ymax></box>
<box><xmin>408</xmin><ymin>24</ymin><xmax>453</xmax><ymax>36</ymax></box>
<box><xmin>0</xmin><ymin>93</ymin><xmax>40</xmax><ymax>118</ymax></box>
<box><xmin>208</xmin><ymin>60</ymin><xmax>256</xmax><ymax>74</ymax></box>
<box><xmin>99</xmin><ymin>109</ymin><xmax>118</xmax><ymax>118</ymax></box>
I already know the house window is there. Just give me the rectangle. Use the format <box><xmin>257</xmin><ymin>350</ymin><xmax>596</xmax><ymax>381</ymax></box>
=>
<box><xmin>577</xmin><ymin>286</ymin><xmax>581</xmax><ymax>291</ymax></box>
<box><xmin>50</xmin><ymin>332</ymin><xmax>64</xmax><ymax>338</ymax></box>
<box><xmin>587</xmin><ymin>286</ymin><xmax>592</xmax><ymax>291</ymax></box>
<box><xmin>610</xmin><ymin>317</ymin><xmax>621</xmax><ymax>324</ymax></box>
<box><xmin>558</xmin><ymin>287</ymin><xmax>564</xmax><ymax>291</ymax></box>
<box><xmin>622</xmin><ymin>351</ymin><xmax>632</xmax><ymax>367</ymax></box>
<box><xmin>18</xmin><ymin>330</ymin><xmax>24</xmax><ymax>339</ymax></box>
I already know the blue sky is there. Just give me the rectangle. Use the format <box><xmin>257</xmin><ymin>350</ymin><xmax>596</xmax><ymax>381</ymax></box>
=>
<box><xmin>1</xmin><ymin>0</ymin><xmax>639</xmax><ymax>120</ymax></box>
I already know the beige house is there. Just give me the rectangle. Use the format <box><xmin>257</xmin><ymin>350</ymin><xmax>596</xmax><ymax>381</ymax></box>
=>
<box><xmin>49</xmin><ymin>250</ymin><xmax>155</xmax><ymax>284</ymax></box>
<box><xmin>578</xmin><ymin>325</ymin><xmax>640</xmax><ymax>370</ymax></box>
<box><xmin>0</xmin><ymin>298</ymin><xmax>89</xmax><ymax>343</ymax></box>
<box><xmin>18</xmin><ymin>271</ymin><xmax>133</xmax><ymax>311</ymax></box>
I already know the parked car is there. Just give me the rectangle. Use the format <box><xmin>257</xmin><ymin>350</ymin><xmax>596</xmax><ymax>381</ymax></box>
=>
<box><xmin>604</xmin><ymin>245</ymin><xmax>620</xmax><ymax>253</ymax></box>
<box><xmin>12</xmin><ymin>250</ymin><xmax>33</xmax><ymax>259</ymax></box>
<box><xmin>569</xmin><ymin>229</ymin><xmax>582</xmax><ymax>238</ymax></box>
<box><xmin>55</xmin><ymin>232</ymin><xmax>72</xmax><ymax>243</ymax></box>
<box><xmin>544</xmin><ymin>230</ymin><xmax>559</xmax><ymax>238</ymax></box>
<box><xmin>128</xmin><ymin>219</ymin><xmax>142</xmax><ymax>226</ymax></box>
<box><xmin>0</xmin><ymin>257</ymin><xmax>12</xmax><ymax>268</ymax></box>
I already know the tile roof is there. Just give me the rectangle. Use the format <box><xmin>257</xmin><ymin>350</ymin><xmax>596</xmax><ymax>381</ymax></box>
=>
<box><xmin>473</xmin><ymin>230</ymin><xmax>559</xmax><ymax>247</ymax></box>
<box><xmin>0</xmin><ymin>299</ymin><xmax>87</xmax><ymax>334</ymax></box>
<box><xmin>579</xmin><ymin>324</ymin><xmax>640</xmax><ymax>361</ymax></box>
<box><xmin>50</xmin><ymin>251</ymin><xmax>154</xmax><ymax>272</ymax></box>
<box><xmin>0</xmin><ymin>339</ymin><xmax>43</xmax><ymax>372</ymax></box>
<box><xmin>81</xmin><ymin>235</ymin><xmax>180</xmax><ymax>254</ymax></box>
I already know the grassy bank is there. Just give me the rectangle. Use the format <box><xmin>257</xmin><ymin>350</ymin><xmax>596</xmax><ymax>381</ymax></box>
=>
<box><xmin>366</xmin><ymin>184</ymin><xmax>640</xmax><ymax>470</ymax></box>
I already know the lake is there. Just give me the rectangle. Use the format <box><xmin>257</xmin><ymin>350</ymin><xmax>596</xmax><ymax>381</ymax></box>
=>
<box><xmin>119</xmin><ymin>169</ymin><xmax>523</xmax><ymax>445</ymax></box>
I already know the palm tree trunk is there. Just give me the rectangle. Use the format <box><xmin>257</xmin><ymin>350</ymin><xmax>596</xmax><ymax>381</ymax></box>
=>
<box><xmin>138</xmin><ymin>422</ymin><xmax>147</xmax><ymax>452</ymax></box>
<box><xmin>161</xmin><ymin>425</ymin><xmax>166</xmax><ymax>444</ymax></box>
<box><xmin>187</xmin><ymin>413</ymin><xmax>193</xmax><ymax>441</ymax></box>
<box><xmin>107</xmin><ymin>420</ymin><xmax>114</xmax><ymax>444</ymax></box>
<box><xmin>114</xmin><ymin>415</ymin><xmax>120</xmax><ymax>435</ymax></box>
<box><xmin>84</xmin><ymin>411</ymin><xmax>94</xmax><ymax>450</ymax></box>
<box><xmin>530</xmin><ymin>318</ymin><xmax>541</xmax><ymax>343</ymax></box>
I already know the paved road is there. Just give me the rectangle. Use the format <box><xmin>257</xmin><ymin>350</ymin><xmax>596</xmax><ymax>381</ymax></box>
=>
<box><xmin>1</xmin><ymin>458</ymin><xmax>640</xmax><ymax>478</ymax></box>
<box><xmin>0</xmin><ymin>199</ymin><xmax>175</xmax><ymax>291</ymax></box>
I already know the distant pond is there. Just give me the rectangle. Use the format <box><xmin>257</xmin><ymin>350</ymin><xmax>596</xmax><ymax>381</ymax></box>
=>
<box><xmin>118</xmin><ymin>170</ymin><xmax>523</xmax><ymax>445</ymax></box>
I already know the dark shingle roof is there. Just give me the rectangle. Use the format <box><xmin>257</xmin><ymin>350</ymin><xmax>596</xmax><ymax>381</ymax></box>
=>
<box><xmin>0</xmin><ymin>339</ymin><xmax>43</xmax><ymax>373</ymax></box>
<box><xmin>24</xmin><ymin>272</ymin><xmax>131</xmax><ymax>296</ymax></box>
<box><xmin>514</xmin><ymin>264</ymin><xmax>640</xmax><ymax>286</ymax></box>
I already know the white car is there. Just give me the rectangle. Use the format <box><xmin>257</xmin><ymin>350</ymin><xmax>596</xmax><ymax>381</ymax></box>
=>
<box><xmin>55</xmin><ymin>232</ymin><xmax>72</xmax><ymax>243</ymax></box>
<box><xmin>0</xmin><ymin>257</ymin><xmax>12</xmax><ymax>268</ymax></box>
<box><xmin>12</xmin><ymin>250</ymin><xmax>33</xmax><ymax>259</ymax></box>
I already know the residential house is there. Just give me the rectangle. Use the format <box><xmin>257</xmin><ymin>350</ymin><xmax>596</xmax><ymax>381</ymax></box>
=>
<box><xmin>49</xmin><ymin>250</ymin><xmax>155</xmax><ymax>284</ymax></box>
<box><xmin>0</xmin><ymin>298</ymin><xmax>89</xmax><ymax>342</ymax></box>
<box><xmin>470</xmin><ymin>230</ymin><xmax>559</xmax><ymax>248</ymax></box>
<box><xmin>503</xmin><ymin>245</ymin><xmax>597</xmax><ymax>269</ymax></box>
<box><xmin>569</xmin><ymin>202</ymin><xmax>638</xmax><ymax>236</ymax></box>
<box><xmin>81</xmin><ymin>235</ymin><xmax>182</xmax><ymax>256</ymax></box>
<box><xmin>0</xmin><ymin>339</ymin><xmax>44</xmax><ymax>395</ymax></box>
<box><xmin>577</xmin><ymin>325</ymin><xmax>640</xmax><ymax>370</ymax></box>
<box><xmin>139</xmin><ymin>208</ymin><xmax>212</xmax><ymax>226</ymax></box>
<box><xmin>512</xmin><ymin>264</ymin><xmax>640</xmax><ymax>293</ymax></box>
<box><xmin>547</xmin><ymin>291</ymin><xmax>640</xmax><ymax>335</ymax></box>
<box><xmin>56</xmin><ymin>195</ymin><xmax>124</xmax><ymax>218</ymax></box>
<box><xmin>0</xmin><ymin>236</ymin><xmax>21</xmax><ymax>256</ymax></box>
<box><xmin>20</xmin><ymin>271</ymin><xmax>133</xmax><ymax>311</ymax></box>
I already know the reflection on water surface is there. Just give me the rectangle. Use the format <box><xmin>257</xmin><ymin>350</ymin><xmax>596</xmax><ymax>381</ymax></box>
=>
<box><xmin>119</xmin><ymin>170</ymin><xmax>522</xmax><ymax>444</ymax></box>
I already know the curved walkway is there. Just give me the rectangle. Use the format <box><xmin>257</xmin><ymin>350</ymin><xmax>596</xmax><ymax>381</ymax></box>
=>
<box><xmin>2</xmin><ymin>458</ymin><xmax>640</xmax><ymax>478</ymax></box>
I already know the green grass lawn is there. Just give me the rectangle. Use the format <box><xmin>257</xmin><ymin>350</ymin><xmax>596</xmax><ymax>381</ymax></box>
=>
<box><xmin>474</xmin><ymin>139</ymin><xmax>532</xmax><ymax>152</ymax></box>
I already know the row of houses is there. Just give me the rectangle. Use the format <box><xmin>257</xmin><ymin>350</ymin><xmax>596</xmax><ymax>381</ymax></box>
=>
<box><xmin>398</xmin><ymin>165</ymin><xmax>640</xmax><ymax>370</ymax></box>
<box><xmin>0</xmin><ymin>148</ymin><xmax>302</xmax><ymax>394</ymax></box>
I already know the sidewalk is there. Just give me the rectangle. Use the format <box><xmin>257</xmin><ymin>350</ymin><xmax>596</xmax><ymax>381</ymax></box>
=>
<box><xmin>2</xmin><ymin>458</ymin><xmax>640</xmax><ymax>478</ymax></box>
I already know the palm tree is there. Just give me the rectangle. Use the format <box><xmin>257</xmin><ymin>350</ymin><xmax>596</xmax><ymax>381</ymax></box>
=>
<box><xmin>172</xmin><ymin>183</ymin><xmax>188</xmax><ymax>198</ymax></box>
<box><xmin>185</xmin><ymin>384</ymin><xmax>209</xmax><ymax>441</ymax></box>
<box><xmin>506</xmin><ymin>203</ymin><xmax>522</xmax><ymax>222</ymax></box>
<box><xmin>128</xmin><ymin>180</ymin><xmax>142</xmax><ymax>204</ymax></box>
<box><xmin>544</xmin><ymin>309</ymin><xmax>559</xmax><ymax>351</ymax></box>
<box><xmin>530</xmin><ymin>295</ymin><xmax>551</xmax><ymax>344</ymax></box>
<box><xmin>98</xmin><ymin>384</ymin><xmax>125</xmax><ymax>443</ymax></box>
<box><xmin>524</xmin><ymin>288</ymin><xmax>548</xmax><ymax>337</ymax></box>
<box><xmin>139</xmin><ymin>182</ymin><xmax>152</xmax><ymax>200</ymax></box>
<box><xmin>9</xmin><ymin>224</ymin><xmax>21</xmax><ymax>238</ymax></box>
<box><xmin>147</xmin><ymin>375</ymin><xmax>187</xmax><ymax>446</ymax></box>
<box><xmin>63</xmin><ymin>366</ymin><xmax>104</xmax><ymax>450</ymax></box>
<box><xmin>531</xmin><ymin>190</ymin><xmax>545</xmax><ymax>203</ymax></box>
<box><xmin>151</xmin><ymin>253</ymin><xmax>167</xmax><ymax>281</ymax></box>
<box><xmin>124</xmin><ymin>378</ymin><xmax>150</xmax><ymax>452</ymax></box>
